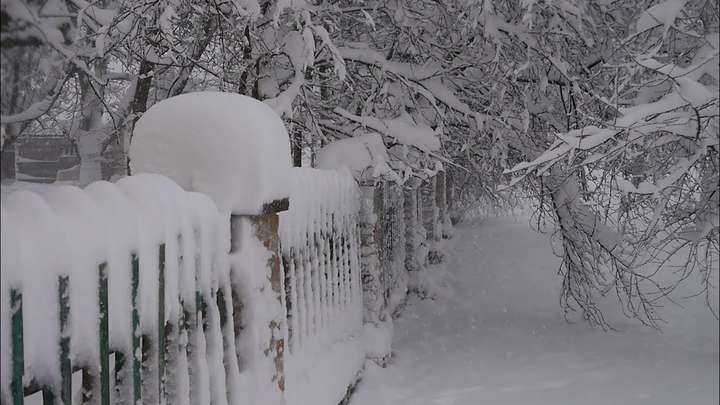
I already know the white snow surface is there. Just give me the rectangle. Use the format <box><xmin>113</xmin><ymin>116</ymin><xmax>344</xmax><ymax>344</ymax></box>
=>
<box><xmin>362</xmin><ymin>319</ymin><xmax>394</xmax><ymax>361</ymax></box>
<box><xmin>334</xmin><ymin>108</ymin><xmax>441</xmax><ymax>154</ymax></box>
<box><xmin>0</xmin><ymin>174</ymin><xmax>228</xmax><ymax>394</ymax></box>
<box><xmin>316</xmin><ymin>133</ymin><xmax>393</xmax><ymax>181</ymax></box>
<box><xmin>130</xmin><ymin>91</ymin><xmax>291</xmax><ymax>215</ymax></box>
<box><xmin>636</xmin><ymin>0</ymin><xmax>687</xmax><ymax>35</ymax></box>
<box><xmin>351</xmin><ymin>216</ymin><xmax>719</xmax><ymax>405</ymax></box>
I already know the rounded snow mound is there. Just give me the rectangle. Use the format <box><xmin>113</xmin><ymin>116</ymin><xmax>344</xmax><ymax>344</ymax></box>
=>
<box><xmin>130</xmin><ymin>92</ymin><xmax>291</xmax><ymax>214</ymax></box>
<box><xmin>316</xmin><ymin>133</ymin><xmax>393</xmax><ymax>181</ymax></box>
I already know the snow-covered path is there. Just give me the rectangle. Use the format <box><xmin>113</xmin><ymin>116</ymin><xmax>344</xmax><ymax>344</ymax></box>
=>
<box><xmin>352</xmin><ymin>216</ymin><xmax>719</xmax><ymax>405</ymax></box>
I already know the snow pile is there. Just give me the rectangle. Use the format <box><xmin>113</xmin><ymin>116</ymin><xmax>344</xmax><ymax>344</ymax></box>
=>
<box><xmin>407</xmin><ymin>258</ymin><xmax>454</xmax><ymax>301</ymax></box>
<box><xmin>0</xmin><ymin>174</ymin><xmax>230</xmax><ymax>403</ymax></box>
<box><xmin>362</xmin><ymin>319</ymin><xmax>393</xmax><ymax>361</ymax></box>
<box><xmin>0</xmin><ymin>180</ymin><xmax>74</xmax><ymax>197</ymax></box>
<box><xmin>278</xmin><ymin>167</ymin><xmax>365</xmax><ymax>405</ymax></box>
<box><xmin>316</xmin><ymin>133</ymin><xmax>393</xmax><ymax>181</ymax></box>
<box><xmin>130</xmin><ymin>91</ymin><xmax>291</xmax><ymax>215</ymax></box>
<box><xmin>284</xmin><ymin>337</ymin><xmax>365</xmax><ymax>405</ymax></box>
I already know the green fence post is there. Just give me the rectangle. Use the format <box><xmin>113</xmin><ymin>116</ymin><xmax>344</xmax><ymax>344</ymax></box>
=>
<box><xmin>158</xmin><ymin>243</ymin><xmax>166</xmax><ymax>403</ymax></box>
<box><xmin>81</xmin><ymin>261</ymin><xmax>110</xmax><ymax>405</ymax></box>
<box><xmin>59</xmin><ymin>275</ymin><xmax>71</xmax><ymax>405</ymax></box>
<box><xmin>165</xmin><ymin>235</ymin><xmax>182</xmax><ymax>405</ymax></box>
<box><xmin>114</xmin><ymin>351</ymin><xmax>125</xmax><ymax>404</ymax></box>
<box><xmin>282</xmin><ymin>247</ymin><xmax>294</xmax><ymax>353</ymax></box>
<box><xmin>98</xmin><ymin>262</ymin><xmax>110</xmax><ymax>405</ymax></box>
<box><xmin>131</xmin><ymin>253</ymin><xmax>141</xmax><ymax>404</ymax></box>
<box><xmin>10</xmin><ymin>289</ymin><xmax>23</xmax><ymax>405</ymax></box>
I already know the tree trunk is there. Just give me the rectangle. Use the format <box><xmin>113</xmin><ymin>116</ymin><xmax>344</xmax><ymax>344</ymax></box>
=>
<box><xmin>77</xmin><ymin>61</ymin><xmax>107</xmax><ymax>185</ymax></box>
<box><xmin>125</xmin><ymin>59</ymin><xmax>154</xmax><ymax>175</ymax></box>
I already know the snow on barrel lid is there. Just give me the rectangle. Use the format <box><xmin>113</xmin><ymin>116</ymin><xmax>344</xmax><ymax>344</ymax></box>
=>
<box><xmin>129</xmin><ymin>92</ymin><xmax>291</xmax><ymax>214</ymax></box>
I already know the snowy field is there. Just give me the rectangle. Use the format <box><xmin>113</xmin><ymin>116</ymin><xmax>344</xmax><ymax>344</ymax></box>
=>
<box><xmin>352</xmin><ymin>216</ymin><xmax>719</xmax><ymax>405</ymax></box>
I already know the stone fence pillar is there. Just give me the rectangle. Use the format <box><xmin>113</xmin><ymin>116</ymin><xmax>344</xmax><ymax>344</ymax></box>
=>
<box><xmin>358</xmin><ymin>182</ymin><xmax>385</xmax><ymax>326</ymax></box>
<box><xmin>381</xmin><ymin>181</ymin><xmax>407</xmax><ymax>316</ymax></box>
<box><xmin>403</xmin><ymin>178</ymin><xmax>422</xmax><ymax>272</ymax></box>
<box><xmin>128</xmin><ymin>92</ymin><xmax>293</xmax><ymax>405</ymax></box>
<box><xmin>421</xmin><ymin>175</ymin><xmax>437</xmax><ymax>242</ymax></box>
<box><xmin>230</xmin><ymin>198</ymin><xmax>289</xmax><ymax>400</ymax></box>
<box><xmin>436</xmin><ymin>170</ymin><xmax>449</xmax><ymax>239</ymax></box>
<box><xmin>421</xmin><ymin>175</ymin><xmax>444</xmax><ymax>263</ymax></box>
<box><xmin>446</xmin><ymin>170</ymin><xmax>456</xmax><ymax>224</ymax></box>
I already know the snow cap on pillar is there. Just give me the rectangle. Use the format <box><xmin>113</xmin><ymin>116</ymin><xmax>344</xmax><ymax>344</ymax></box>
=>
<box><xmin>129</xmin><ymin>91</ymin><xmax>291</xmax><ymax>215</ymax></box>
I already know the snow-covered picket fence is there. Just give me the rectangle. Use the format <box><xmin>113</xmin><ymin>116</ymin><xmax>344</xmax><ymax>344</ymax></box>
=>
<box><xmin>0</xmin><ymin>91</ymin><xmax>458</xmax><ymax>405</ymax></box>
<box><xmin>375</xmin><ymin>181</ymin><xmax>408</xmax><ymax>317</ymax></box>
<box><xmin>279</xmin><ymin>168</ymin><xmax>364</xmax><ymax>405</ymax></box>
<box><xmin>0</xmin><ymin>174</ymin><xmax>232</xmax><ymax>405</ymax></box>
<box><xmin>373</xmin><ymin>171</ymin><xmax>452</xmax><ymax>312</ymax></box>
<box><xmin>0</xmin><ymin>168</ymin><xmax>372</xmax><ymax>405</ymax></box>
<box><xmin>313</xmin><ymin>130</ymin><xmax>455</xmax><ymax>369</ymax></box>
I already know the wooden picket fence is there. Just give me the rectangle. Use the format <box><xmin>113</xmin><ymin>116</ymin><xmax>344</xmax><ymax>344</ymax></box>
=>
<box><xmin>5</xmin><ymin>243</ymin><xmax>249</xmax><ymax>405</ymax></box>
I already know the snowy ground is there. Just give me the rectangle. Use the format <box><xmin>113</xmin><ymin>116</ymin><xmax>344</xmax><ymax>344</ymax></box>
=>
<box><xmin>352</xmin><ymin>216</ymin><xmax>719</xmax><ymax>405</ymax></box>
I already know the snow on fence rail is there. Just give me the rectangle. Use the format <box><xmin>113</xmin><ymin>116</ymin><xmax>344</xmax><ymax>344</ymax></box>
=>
<box><xmin>0</xmin><ymin>174</ymin><xmax>233</xmax><ymax>405</ymax></box>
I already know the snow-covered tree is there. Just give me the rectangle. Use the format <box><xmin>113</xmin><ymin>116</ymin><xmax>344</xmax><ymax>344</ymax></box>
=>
<box><xmin>492</xmin><ymin>0</ymin><xmax>719</xmax><ymax>327</ymax></box>
<box><xmin>2</xmin><ymin>0</ymin><xmax>717</xmax><ymax>328</ymax></box>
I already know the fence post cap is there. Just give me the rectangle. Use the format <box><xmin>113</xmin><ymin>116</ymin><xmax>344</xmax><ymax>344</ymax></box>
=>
<box><xmin>130</xmin><ymin>92</ymin><xmax>291</xmax><ymax>215</ymax></box>
<box><xmin>261</xmin><ymin>198</ymin><xmax>290</xmax><ymax>215</ymax></box>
